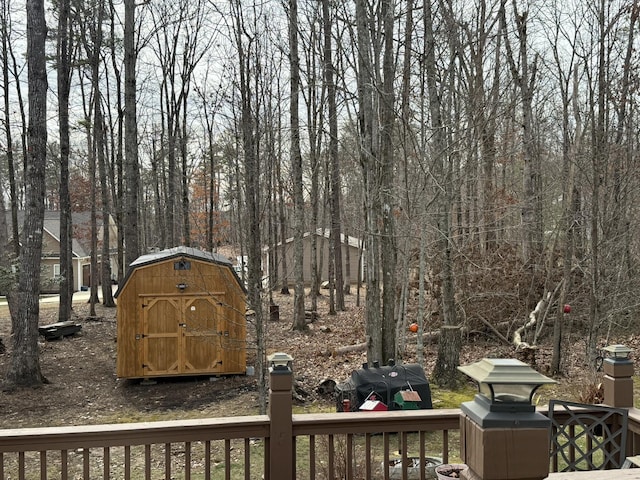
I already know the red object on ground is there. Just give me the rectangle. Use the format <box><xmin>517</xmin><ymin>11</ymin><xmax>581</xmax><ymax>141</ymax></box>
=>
<box><xmin>409</xmin><ymin>323</ymin><xmax>419</xmax><ymax>333</ymax></box>
<box><xmin>563</xmin><ymin>304</ymin><xmax>571</xmax><ymax>314</ymax></box>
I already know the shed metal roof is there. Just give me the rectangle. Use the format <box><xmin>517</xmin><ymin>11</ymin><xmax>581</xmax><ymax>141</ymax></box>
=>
<box><xmin>130</xmin><ymin>246</ymin><xmax>233</xmax><ymax>268</ymax></box>
<box><xmin>115</xmin><ymin>246</ymin><xmax>245</xmax><ymax>297</ymax></box>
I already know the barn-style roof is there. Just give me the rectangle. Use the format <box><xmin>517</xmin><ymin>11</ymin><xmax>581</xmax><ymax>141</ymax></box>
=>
<box><xmin>130</xmin><ymin>246</ymin><xmax>233</xmax><ymax>268</ymax></box>
<box><xmin>115</xmin><ymin>246</ymin><xmax>245</xmax><ymax>297</ymax></box>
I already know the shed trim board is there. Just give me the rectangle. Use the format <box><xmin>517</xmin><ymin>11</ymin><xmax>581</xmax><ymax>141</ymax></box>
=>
<box><xmin>116</xmin><ymin>246</ymin><xmax>247</xmax><ymax>379</ymax></box>
<box><xmin>138</xmin><ymin>291</ymin><xmax>226</xmax><ymax>298</ymax></box>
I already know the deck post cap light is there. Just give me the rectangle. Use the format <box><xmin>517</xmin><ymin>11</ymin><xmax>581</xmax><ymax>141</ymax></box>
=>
<box><xmin>268</xmin><ymin>352</ymin><xmax>294</xmax><ymax>372</ymax></box>
<box><xmin>458</xmin><ymin>358</ymin><xmax>556</xmax><ymax>408</ymax></box>
<box><xmin>603</xmin><ymin>344</ymin><xmax>632</xmax><ymax>360</ymax></box>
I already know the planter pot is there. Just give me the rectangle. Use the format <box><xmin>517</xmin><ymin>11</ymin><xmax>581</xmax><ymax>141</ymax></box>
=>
<box><xmin>385</xmin><ymin>456</ymin><xmax>443</xmax><ymax>479</ymax></box>
<box><xmin>435</xmin><ymin>463</ymin><xmax>467</xmax><ymax>479</ymax></box>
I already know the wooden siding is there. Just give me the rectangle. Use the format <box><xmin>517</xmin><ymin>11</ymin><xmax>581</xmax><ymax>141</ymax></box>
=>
<box><xmin>116</xmin><ymin>255</ymin><xmax>246</xmax><ymax>379</ymax></box>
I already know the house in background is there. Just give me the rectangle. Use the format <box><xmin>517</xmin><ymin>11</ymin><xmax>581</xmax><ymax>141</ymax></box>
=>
<box><xmin>13</xmin><ymin>211</ymin><xmax>119</xmax><ymax>293</ymax></box>
<box><xmin>262</xmin><ymin>228</ymin><xmax>365</xmax><ymax>287</ymax></box>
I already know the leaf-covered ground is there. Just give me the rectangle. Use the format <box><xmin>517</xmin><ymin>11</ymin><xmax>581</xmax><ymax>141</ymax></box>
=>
<box><xmin>0</xmin><ymin>288</ymin><xmax>636</xmax><ymax>429</ymax></box>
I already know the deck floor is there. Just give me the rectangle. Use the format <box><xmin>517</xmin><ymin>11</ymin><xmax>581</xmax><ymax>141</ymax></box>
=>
<box><xmin>546</xmin><ymin>469</ymin><xmax>640</xmax><ymax>479</ymax></box>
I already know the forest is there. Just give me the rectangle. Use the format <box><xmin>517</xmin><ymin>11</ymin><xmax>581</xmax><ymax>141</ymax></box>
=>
<box><xmin>1</xmin><ymin>0</ymin><xmax>640</xmax><ymax>396</ymax></box>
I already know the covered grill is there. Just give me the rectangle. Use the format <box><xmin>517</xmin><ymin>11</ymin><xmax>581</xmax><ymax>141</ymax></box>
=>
<box><xmin>336</xmin><ymin>362</ymin><xmax>433</xmax><ymax>411</ymax></box>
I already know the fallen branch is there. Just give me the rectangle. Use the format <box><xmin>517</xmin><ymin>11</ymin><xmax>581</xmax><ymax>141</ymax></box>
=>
<box><xmin>533</xmin><ymin>279</ymin><xmax>564</xmax><ymax>344</ymax></box>
<box><xmin>476</xmin><ymin>314</ymin><xmax>511</xmax><ymax>345</ymax></box>
<box><xmin>332</xmin><ymin>342</ymin><xmax>368</xmax><ymax>355</ymax></box>
<box><xmin>331</xmin><ymin>331</ymin><xmax>441</xmax><ymax>356</ymax></box>
<box><xmin>514</xmin><ymin>292</ymin><xmax>551</xmax><ymax>350</ymax></box>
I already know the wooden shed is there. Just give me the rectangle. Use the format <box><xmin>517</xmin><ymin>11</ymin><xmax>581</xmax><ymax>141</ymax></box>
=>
<box><xmin>115</xmin><ymin>246</ymin><xmax>247</xmax><ymax>379</ymax></box>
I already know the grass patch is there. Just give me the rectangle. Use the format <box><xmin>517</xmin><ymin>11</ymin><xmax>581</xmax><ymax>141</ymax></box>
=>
<box><xmin>430</xmin><ymin>383</ymin><xmax>476</xmax><ymax>408</ymax></box>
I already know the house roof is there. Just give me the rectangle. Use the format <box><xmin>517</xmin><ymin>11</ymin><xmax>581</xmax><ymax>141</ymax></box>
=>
<box><xmin>266</xmin><ymin>228</ymin><xmax>364</xmax><ymax>251</ymax></box>
<box><xmin>42</xmin><ymin>211</ymin><xmax>91</xmax><ymax>258</ymax></box>
<box><xmin>13</xmin><ymin>210</ymin><xmax>102</xmax><ymax>258</ymax></box>
<box><xmin>115</xmin><ymin>246</ymin><xmax>246</xmax><ymax>297</ymax></box>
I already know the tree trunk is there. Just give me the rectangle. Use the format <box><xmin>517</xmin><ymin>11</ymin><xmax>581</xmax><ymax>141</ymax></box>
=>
<box><xmin>277</xmin><ymin>146</ymin><xmax>289</xmax><ymax>295</ymax></box>
<box><xmin>355</xmin><ymin>0</ymin><xmax>382</xmax><ymax>364</ymax></box>
<box><xmin>587</xmin><ymin>0</ymin><xmax>606</xmax><ymax>364</ymax></box>
<box><xmin>0</xmin><ymin>177</ymin><xmax>9</xmax><ymax>286</ymax></box>
<box><xmin>83</xmin><ymin>91</ymin><xmax>98</xmax><ymax>315</ymax></box>
<box><xmin>232</xmin><ymin>0</ymin><xmax>266</xmax><ymax>414</ymax></box>
<box><xmin>5</xmin><ymin>0</ymin><xmax>47</xmax><ymax>388</ymax></box>
<box><xmin>288</xmin><ymin>0</ymin><xmax>306</xmax><ymax>331</ymax></box>
<box><xmin>323</xmin><ymin>0</ymin><xmax>343</xmax><ymax>312</ymax></box>
<box><xmin>124</xmin><ymin>0</ymin><xmax>140</xmax><ymax>266</ymax></box>
<box><xmin>423</xmin><ymin>0</ymin><xmax>460</xmax><ymax>387</ymax></box>
<box><xmin>108</xmin><ymin>0</ymin><xmax>125</xmax><ymax>283</ymax></box>
<box><xmin>56</xmin><ymin>0</ymin><xmax>74</xmax><ymax>321</ymax></box>
<box><xmin>343</xmin><ymin>225</ymin><xmax>351</xmax><ymax>295</ymax></box>
<box><xmin>380</xmin><ymin>0</ymin><xmax>397</xmax><ymax>364</ymax></box>
<box><xmin>180</xmin><ymin>96</ymin><xmax>190</xmax><ymax>246</ymax></box>
<box><xmin>549</xmin><ymin>23</ymin><xmax>577</xmax><ymax>374</ymax></box>
<box><xmin>303</xmin><ymin>8</ymin><xmax>321</xmax><ymax>313</ymax></box>
<box><xmin>98</xmin><ymin>110</ymin><xmax>115</xmax><ymax>308</ymax></box>
<box><xmin>500</xmin><ymin>2</ymin><xmax>541</xmax><ymax>264</ymax></box>
<box><xmin>1</xmin><ymin>3</ymin><xmax>19</xmax><ymax>259</ymax></box>
<box><xmin>432</xmin><ymin>326</ymin><xmax>462</xmax><ymax>388</ymax></box>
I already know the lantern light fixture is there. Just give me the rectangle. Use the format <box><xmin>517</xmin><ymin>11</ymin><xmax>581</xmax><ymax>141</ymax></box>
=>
<box><xmin>458</xmin><ymin>358</ymin><xmax>556</xmax><ymax>413</ymax></box>
<box><xmin>602</xmin><ymin>344</ymin><xmax>632</xmax><ymax>360</ymax></box>
<box><xmin>268</xmin><ymin>352</ymin><xmax>293</xmax><ymax>372</ymax></box>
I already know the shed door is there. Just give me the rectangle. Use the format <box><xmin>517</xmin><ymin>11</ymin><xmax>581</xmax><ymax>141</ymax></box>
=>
<box><xmin>183</xmin><ymin>297</ymin><xmax>224</xmax><ymax>374</ymax></box>
<box><xmin>142</xmin><ymin>297</ymin><xmax>181</xmax><ymax>376</ymax></box>
<box><xmin>142</xmin><ymin>296</ymin><xmax>224</xmax><ymax>376</ymax></box>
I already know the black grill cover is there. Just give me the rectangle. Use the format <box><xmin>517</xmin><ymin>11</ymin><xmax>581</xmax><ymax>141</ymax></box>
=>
<box><xmin>336</xmin><ymin>363</ymin><xmax>433</xmax><ymax>411</ymax></box>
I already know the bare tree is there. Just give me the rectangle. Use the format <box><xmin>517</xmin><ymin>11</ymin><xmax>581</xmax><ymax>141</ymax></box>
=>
<box><xmin>124</xmin><ymin>0</ymin><xmax>140</xmax><ymax>266</ymax></box>
<box><xmin>300</xmin><ymin>1</ymin><xmax>323</xmax><ymax>314</ymax></box>
<box><xmin>423</xmin><ymin>0</ymin><xmax>460</xmax><ymax>388</ymax></box>
<box><xmin>55</xmin><ymin>0</ymin><xmax>74</xmax><ymax>321</ymax></box>
<box><xmin>1</xmin><ymin>0</ymin><xmax>21</xmax><ymax>257</ymax></box>
<box><xmin>4</xmin><ymin>0</ymin><xmax>48</xmax><ymax>388</ymax></box>
<box><xmin>287</xmin><ymin>0</ymin><xmax>307</xmax><ymax>331</ymax></box>
<box><xmin>500</xmin><ymin>0</ymin><xmax>542</xmax><ymax>264</ymax></box>
<box><xmin>95</xmin><ymin>6</ymin><xmax>115</xmax><ymax>308</ymax></box>
<box><xmin>378</xmin><ymin>0</ymin><xmax>397</xmax><ymax>363</ymax></box>
<box><xmin>546</xmin><ymin>7</ymin><xmax>580</xmax><ymax>375</ymax></box>
<box><xmin>355</xmin><ymin>0</ymin><xmax>382</xmax><ymax>363</ymax></box>
<box><xmin>78</xmin><ymin>76</ymin><xmax>99</xmax><ymax>315</ymax></box>
<box><xmin>230</xmin><ymin>0</ymin><xmax>267</xmax><ymax>413</ymax></box>
<box><xmin>322</xmin><ymin>0</ymin><xmax>344</xmax><ymax>312</ymax></box>
<box><xmin>107</xmin><ymin>0</ymin><xmax>125</xmax><ymax>283</ymax></box>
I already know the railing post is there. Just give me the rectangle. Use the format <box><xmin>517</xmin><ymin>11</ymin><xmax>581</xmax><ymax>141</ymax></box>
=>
<box><xmin>603</xmin><ymin>344</ymin><xmax>634</xmax><ymax>408</ymax></box>
<box><xmin>458</xmin><ymin>359</ymin><xmax>553</xmax><ymax>480</ymax></box>
<box><xmin>268</xmin><ymin>353</ymin><xmax>293</xmax><ymax>480</ymax></box>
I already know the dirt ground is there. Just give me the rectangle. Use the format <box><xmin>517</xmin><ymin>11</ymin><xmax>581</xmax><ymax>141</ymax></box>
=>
<box><xmin>0</xmin><ymin>288</ymin><xmax>630</xmax><ymax>429</ymax></box>
<box><xmin>0</xmin><ymin>290</ymin><xmax>375</xmax><ymax>428</ymax></box>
